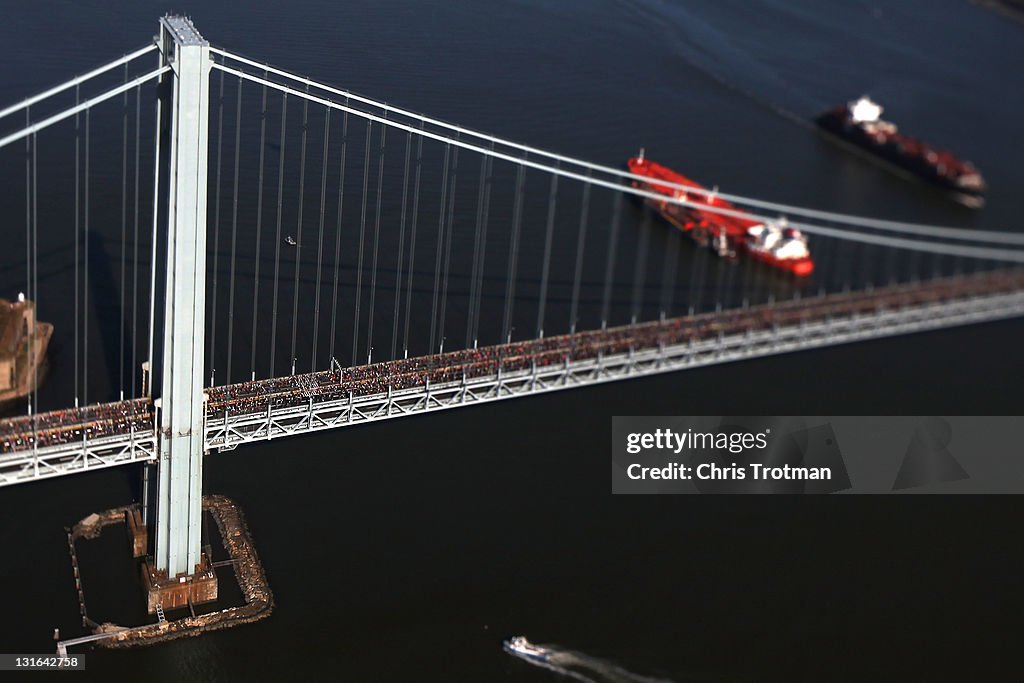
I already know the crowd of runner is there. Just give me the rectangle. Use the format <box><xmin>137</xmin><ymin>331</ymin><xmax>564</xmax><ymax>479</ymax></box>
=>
<box><xmin>1</xmin><ymin>268</ymin><xmax>1019</xmax><ymax>454</ymax></box>
<box><xmin>0</xmin><ymin>399</ymin><xmax>153</xmax><ymax>453</ymax></box>
<box><xmin>205</xmin><ymin>269</ymin><xmax>1024</xmax><ymax>417</ymax></box>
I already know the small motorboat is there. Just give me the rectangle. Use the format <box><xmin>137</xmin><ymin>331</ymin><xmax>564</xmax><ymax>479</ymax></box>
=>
<box><xmin>503</xmin><ymin>636</ymin><xmax>551</xmax><ymax>663</ymax></box>
<box><xmin>285</xmin><ymin>235</ymin><xmax>297</xmax><ymax>246</ymax></box>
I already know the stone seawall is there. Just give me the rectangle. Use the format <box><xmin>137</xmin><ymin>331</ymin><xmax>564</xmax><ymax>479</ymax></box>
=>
<box><xmin>69</xmin><ymin>495</ymin><xmax>273</xmax><ymax>649</ymax></box>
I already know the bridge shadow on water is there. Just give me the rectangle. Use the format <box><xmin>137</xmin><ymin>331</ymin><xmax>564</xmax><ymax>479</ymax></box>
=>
<box><xmin>86</xmin><ymin>229</ymin><xmax>132</xmax><ymax>402</ymax></box>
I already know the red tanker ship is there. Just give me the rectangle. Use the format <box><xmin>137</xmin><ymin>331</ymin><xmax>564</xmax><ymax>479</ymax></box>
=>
<box><xmin>626</xmin><ymin>150</ymin><xmax>814</xmax><ymax>276</ymax></box>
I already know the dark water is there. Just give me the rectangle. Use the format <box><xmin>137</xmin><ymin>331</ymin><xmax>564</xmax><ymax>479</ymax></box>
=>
<box><xmin>0</xmin><ymin>1</ymin><xmax>1023</xmax><ymax>681</ymax></box>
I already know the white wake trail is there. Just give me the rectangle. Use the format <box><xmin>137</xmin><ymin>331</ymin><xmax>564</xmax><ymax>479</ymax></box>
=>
<box><xmin>504</xmin><ymin>640</ymin><xmax>678</xmax><ymax>683</ymax></box>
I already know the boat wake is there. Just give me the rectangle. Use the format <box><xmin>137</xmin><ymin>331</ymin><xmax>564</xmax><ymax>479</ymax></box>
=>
<box><xmin>614</xmin><ymin>0</ymin><xmax>823</xmax><ymax>130</ymax></box>
<box><xmin>503</xmin><ymin>637</ymin><xmax>677</xmax><ymax>683</ymax></box>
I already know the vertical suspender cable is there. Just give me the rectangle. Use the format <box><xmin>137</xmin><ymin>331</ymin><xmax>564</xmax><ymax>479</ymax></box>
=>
<box><xmin>502</xmin><ymin>162</ymin><xmax>526</xmax><ymax>343</ymax></box>
<box><xmin>660</xmin><ymin>225</ymin><xmax>680</xmax><ymax>318</ymax></box>
<box><xmin>24</xmin><ymin>113</ymin><xmax>30</xmax><ymax>414</ymax></box>
<box><xmin>466</xmin><ymin>153</ymin><xmax>488</xmax><ymax>349</ymax></box>
<box><xmin>863</xmin><ymin>242</ymin><xmax>877</xmax><ymax>289</ymax></box>
<box><xmin>631</xmin><ymin>204</ymin><xmax>651</xmax><ymax>324</ymax></box>
<box><xmin>290</xmin><ymin>90</ymin><xmax>310</xmax><ymax>373</ymax></box>
<box><xmin>816</xmin><ymin>233</ymin><xmax>834</xmax><ymax>296</ymax></box>
<box><xmin>226</xmin><ymin>78</ymin><xmax>243</xmax><ymax>383</ymax></box>
<box><xmin>269</xmin><ymin>93</ymin><xmax>288</xmax><ymax>378</ymax></box>
<box><xmin>209</xmin><ymin>65</ymin><xmax>226</xmax><ymax>384</ymax></box>
<box><xmin>147</xmin><ymin>78</ymin><xmax>163</xmax><ymax>396</ymax></box>
<box><xmin>536</xmin><ymin>168</ymin><xmax>559</xmax><ymax>338</ymax></box>
<box><xmin>74</xmin><ymin>87</ymin><xmax>80</xmax><ymax>406</ymax></box>
<box><xmin>720</xmin><ymin>241</ymin><xmax>737</xmax><ymax>309</ymax></box>
<box><xmin>569</xmin><ymin>170</ymin><xmax>591</xmax><ymax>335</ymax></box>
<box><xmin>854</xmin><ymin>239</ymin><xmax>869</xmax><ymax>290</ymax></box>
<box><xmin>366</xmin><ymin>112</ymin><xmax>387</xmax><ymax>363</ymax></box>
<box><xmin>429</xmin><ymin>144</ymin><xmax>451</xmax><ymax>354</ymax></box>
<box><xmin>600</xmin><ymin>191</ymin><xmax>624</xmax><ymax>329</ymax></box>
<box><xmin>713</xmin><ymin>236</ymin><xmax>726</xmax><ymax>310</ymax></box>
<box><xmin>438</xmin><ymin>137</ymin><xmax>459</xmax><ymax>352</ymax></box>
<box><xmin>351</xmin><ymin>120</ymin><xmax>372</xmax><ymax>366</ymax></box>
<box><xmin>885</xmin><ymin>233</ymin><xmax>898</xmax><ymax>286</ymax></box>
<box><xmin>32</xmin><ymin>132</ymin><xmax>38</xmax><ymax>414</ymax></box>
<box><xmin>119</xmin><ymin>64</ymin><xmax>128</xmax><ymax>399</ymax></box>
<box><xmin>659</xmin><ymin>218</ymin><xmax>676</xmax><ymax>318</ymax></box>
<box><xmin>131</xmin><ymin>85</ymin><xmax>141</xmax><ymax>397</ymax></box>
<box><xmin>391</xmin><ymin>130</ymin><xmax>412</xmax><ymax>361</ymax></box>
<box><xmin>311</xmin><ymin>108</ymin><xmax>331</xmax><ymax>369</ymax></box>
<box><xmin>906</xmin><ymin>236</ymin><xmax>920</xmax><ymax>284</ymax></box>
<box><xmin>739</xmin><ymin>232</ymin><xmax>755</xmax><ymax>308</ymax></box>
<box><xmin>470</xmin><ymin>147</ymin><xmax>494</xmax><ymax>349</ymax></box>
<box><xmin>689</xmin><ymin>238</ymin><xmax>709</xmax><ymax>315</ymax></box>
<box><xmin>328</xmin><ymin>107</ymin><xmax>349</xmax><ymax>365</ymax></box>
<box><xmin>250</xmin><ymin>73</ymin><xmax>269</xmax><ymax>380</ymax></box>
<box><xmin>402</xmin><ymin>126</ymin><xmax>424</xmax><ymax>358</ymax></box>
<box><xmin>83</xmin><ymin>108</ymin><xmax>90</xmax><ymax>405</ymax></box>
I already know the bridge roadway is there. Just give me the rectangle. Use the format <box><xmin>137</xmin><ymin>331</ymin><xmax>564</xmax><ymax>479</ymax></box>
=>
<box><xmin>1</xmin><ymin>268</ymin><xmax>1023</xmax><ymax>484</ymax></box>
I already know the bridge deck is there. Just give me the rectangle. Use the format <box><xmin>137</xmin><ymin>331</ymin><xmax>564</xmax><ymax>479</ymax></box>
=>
<box><xmin>1</xmin><ymin>269</ymin><xmax>1022</xmax><ymax>483</ymax></box>
<box><xmin>205</xmin><ymin>268</ymin><xmax>1024</xmax><ymax>419</ymax></box>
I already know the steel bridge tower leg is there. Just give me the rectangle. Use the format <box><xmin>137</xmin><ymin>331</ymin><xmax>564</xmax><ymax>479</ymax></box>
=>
<box><xmin>153</xmin><ymin>16</ymin><xmax>211</xmax><ymax>579</ymax></box>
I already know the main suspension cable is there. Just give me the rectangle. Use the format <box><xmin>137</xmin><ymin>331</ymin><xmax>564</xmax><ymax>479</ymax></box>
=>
<box><xmin>212</xmin><ymin>63</ymin><xmax>1024</xmax><ymax>256</ymax></box>
<box><xmin>0</xmin><ymin>44</ymin><xmax>156</xmax><ymax>121</ymax></box>
<box><xmin>209</xmin><ymin>50</ymin><xmax>1024</xmax><ymax>245</ymax></box>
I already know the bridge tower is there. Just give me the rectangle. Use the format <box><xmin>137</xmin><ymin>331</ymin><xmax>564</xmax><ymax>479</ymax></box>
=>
<box><xmin>144</xmin><ymin>16</ymin><xmax>216</xmax><ymax>607</ymax></box>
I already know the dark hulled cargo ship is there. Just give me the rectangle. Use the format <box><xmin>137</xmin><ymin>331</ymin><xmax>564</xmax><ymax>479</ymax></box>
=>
<box><xmin>815</xmin><ymin>97</ymin><xmax>986</xmax><ymax>207</ymax></box>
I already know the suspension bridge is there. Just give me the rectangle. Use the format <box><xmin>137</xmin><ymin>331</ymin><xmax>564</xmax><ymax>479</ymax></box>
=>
<box><xmin>0</xmin><ymin>16</ymin><xmax>1022</xmax><ymax>598</ymax></box>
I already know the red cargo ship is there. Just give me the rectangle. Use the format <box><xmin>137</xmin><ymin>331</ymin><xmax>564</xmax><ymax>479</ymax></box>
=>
<box><xmin>626</xmin><ymin>151</ymin><xmax>814</xmax><ymax>276</ymax></box>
